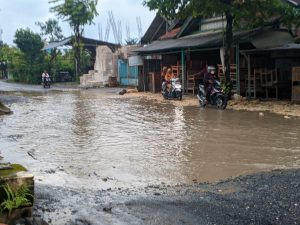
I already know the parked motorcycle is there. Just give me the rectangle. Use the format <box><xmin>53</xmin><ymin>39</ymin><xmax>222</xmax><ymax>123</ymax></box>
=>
<box><xmin>162</xmin><ymin>78</ymin><xmax>183</xmax><ymax>100</ymax></box>
<box><xmin>42</xmin><ymin>77</ymin><xmax>51</xmax><ymax>88</ymax></box>
<box><xmin>197</xmin><ymin>80</ymin><xmax>227</xmax><ymax>109</ymax></box>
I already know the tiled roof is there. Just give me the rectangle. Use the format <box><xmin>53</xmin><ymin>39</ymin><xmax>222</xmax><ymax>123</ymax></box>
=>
<box><xmin>159</xmin><ymin>27</ymin><xmax>182</xmax><ymax>40</ymax></box>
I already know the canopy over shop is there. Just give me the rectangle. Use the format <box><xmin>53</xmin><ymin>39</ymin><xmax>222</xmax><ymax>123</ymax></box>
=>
<box><xmin>241</xmin><ymin>43</ymin><xmax>300</xmax><ymax>101</ymax></box>
<box><xmin>135</xmin><ymin>25</ymin><xmax>299</xmax><ymax>100</ymax></box>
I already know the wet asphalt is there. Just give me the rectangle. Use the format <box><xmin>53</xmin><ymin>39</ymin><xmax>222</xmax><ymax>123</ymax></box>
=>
<box><xmin>1</xmin><ymin>80</ymin><xmax>299</xmax><ymax>225</ymax></box>
<box><xmin>31</xmin><ymin>169</ymin><xmax>299</xmax><ymax>225</ymax></box>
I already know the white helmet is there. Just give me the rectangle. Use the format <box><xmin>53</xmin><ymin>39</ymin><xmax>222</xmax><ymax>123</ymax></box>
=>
<box><xmin>207</xmin><ymin>66</ymin><xmax>216</xmax><ymax>72</ymax></box>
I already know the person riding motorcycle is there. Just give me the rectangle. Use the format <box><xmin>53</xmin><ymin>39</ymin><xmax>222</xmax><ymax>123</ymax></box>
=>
<box><xmin>164</xmin><ymin>68</ymin><xmax>175</xmax><ymax>92</ymax></box>
<box><xmin>203</xmin><ymin>66</ymin><xmax>216</xmax><ymax>102</ymax></box>
<box><xmin>42</xmin><ymin>70</ymin><xmax>50</xmax><ymax>84</ymax></box>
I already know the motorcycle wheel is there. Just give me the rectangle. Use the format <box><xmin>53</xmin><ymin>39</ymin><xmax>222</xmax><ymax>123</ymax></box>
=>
<box><xmin>176</xmin><ymin>91</ymin><xmax>182</xmax><ymax>101</ymax></box>
<box><xmin>162</xmin><ymin>93</ymin><xmax>168</xmax><ymax>100</ymax></box>
<box><xmin>199</xmin><ymin>100</ymin><xmax>206</xmax><ymax>108</ymax></box>
<box><xmin>215</xmin><ymin>94</ymin><xmax>227</xmax><ymax>110</ymax></box>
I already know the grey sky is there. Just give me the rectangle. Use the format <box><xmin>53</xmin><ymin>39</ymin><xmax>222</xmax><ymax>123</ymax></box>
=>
<box><xmin>0</xmin><ymin>0</ymin><xmax>156</xmax><ymax>45</ymax></box>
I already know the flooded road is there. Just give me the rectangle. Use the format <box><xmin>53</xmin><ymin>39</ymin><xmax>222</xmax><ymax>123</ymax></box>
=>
<box><xmin>0</xmin><ymin>85</ymin><xmax>300</xmax><ymax>224</ymax></box>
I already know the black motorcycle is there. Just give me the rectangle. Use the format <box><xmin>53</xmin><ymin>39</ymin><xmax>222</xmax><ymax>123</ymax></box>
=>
<box><xmin>42</xmin><ymin>77</ymin><xmax>51</xmax><ymax>88</ymax></box>
<box><xmin>197</xmin><ymin>80</ymin><xmax>227</xmax><ymax>109</ymax></box>
<box><xmin>162</xmin><ymin>78</ymin><xmax>183</xmax><ymax>100</ymax></box>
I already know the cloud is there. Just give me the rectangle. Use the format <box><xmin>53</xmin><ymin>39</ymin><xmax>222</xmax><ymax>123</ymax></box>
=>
<box><xmin>0</xmin><ymin>0</ymin><xmax>156</xmax><ymax>45</ymax></box>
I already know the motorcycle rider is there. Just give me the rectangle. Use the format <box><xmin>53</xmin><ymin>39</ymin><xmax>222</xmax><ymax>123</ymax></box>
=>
<box><xmin>41</xmin><ymin>70</ymin><xmax>50</xmax><ymax>84</ymax></box>
<box><xmin>203</xmin><ymin>66</ymin><xmax>216</xmax><ymax>102</ymax></box>
<box><xmin>164</xmin><ymin>68</ymin><xmax>175</xmax><ymax>92</ymax></box>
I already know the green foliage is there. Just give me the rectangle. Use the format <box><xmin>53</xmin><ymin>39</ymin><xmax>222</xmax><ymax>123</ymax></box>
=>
<box><xmin>12</xmin><ymin>28</ymin><xmax>45</xmax><ymax>84</ymax></box>
<box><xmin>125</xmin><ymin>38</ymin><xmax>139</xmax><ymax>45</ymax></box>
<box><xmin>48</xmin><ymin>49</ymin><xmax>76</xmax><ymax>81</ymax></box>
<box><xmin>36</xmin><ymin>18</ymin><xmax>64</xmax><ymax>42</ymax></box>
<box><xmin>36</xmin><ymin>19</ymin><xmax>65</xmax><ymax>78</ymax></box>
<box><xmin>49</xmin><ymin>0</ymin><xmax>99</xmax><ymax>29</ymax></box>
<box><xmin>143</xmin><ymin>0</ymin><xmax>300</xmax><ymax>89</ymax></box>
<box><xmin>221</xmin><ymin>81</ymin><xmax>232</xmax><ymax>97</ymax></box>
<box><xmin>49</xmin><ymin>0</ymin><xmax>99</xmax><ymax>77</ymax></box>
<box><xmin>14</xmin><ymin>28</ymin><xmax>44</xmax><ymax>62</ymax></box>
<box><xmin>0</xmin><ymin>164</ymin><xmax>27</xmax><ymax>178</ymax></box>
<box><xmin>143</xmin><ymin>0</ymin><xmax>300</xmax><ymax>30</ymax></box>
<box><xmin>0</xmin><ymin>184</ymin><xmax>33</xmax><ymax>216</ymax></box>
<box><xmin>0</xmin><ymin>102</ymin><xmax>5</xmax><ymax>108</ymax></box>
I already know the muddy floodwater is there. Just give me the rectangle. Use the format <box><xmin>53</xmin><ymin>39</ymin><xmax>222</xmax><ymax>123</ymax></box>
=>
<box><xmin>0</xmin><ymin>87</ymin><xmax>300</xmax><ymax>224</ymax></box>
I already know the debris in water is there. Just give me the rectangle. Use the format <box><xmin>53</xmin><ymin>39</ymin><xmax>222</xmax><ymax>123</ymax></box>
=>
<box><xmin>118</xmin><ymin>89</ymin><xmax>127</xmax><ymax>95</ymax></box>
<box><xmin>27</xmin><ymin>151</ymin><xmax>37</xmax><ymax>160</ymax></box>
<box><xmin>103</xmin><ymin>206</ymin><xmax>112</xmax><ymax>213</ymax></box>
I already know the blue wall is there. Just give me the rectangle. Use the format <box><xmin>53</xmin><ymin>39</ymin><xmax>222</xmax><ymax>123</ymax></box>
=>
<box><xmin>118</xmin><ymin>59</ymin><xmax>139</xmax><ymax>86</ymax></box>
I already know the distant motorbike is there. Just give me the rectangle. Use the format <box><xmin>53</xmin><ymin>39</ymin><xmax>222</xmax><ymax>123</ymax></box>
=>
<box><xmin>42</xmin><ymin>77</ymin><xmax>51</xmax><ymax>88</ymax></box>
<box><xmin>197</xmin><ymin>80</ymin><xmax>227</xmax><ymax>109</ymax></box>
<box><xmin>162</xmin><ymin>78</ymin><xmax>183</xmax><ymax>100</ymax></box>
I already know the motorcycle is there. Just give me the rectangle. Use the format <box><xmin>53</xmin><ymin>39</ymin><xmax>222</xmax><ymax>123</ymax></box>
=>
<box><xmin>42</xmin><ymin>77</ymin><xmax>51</xmax><ymax>88</ymax></box>
<box><xmin>162</xmin><ymin>78</ymin><xmax>183</xmax><ymax>100</ymax></box>
<box><xmin>197</xmin><ymin>80</ymin><xmax>227</xmax><ymax>109</ymax></box>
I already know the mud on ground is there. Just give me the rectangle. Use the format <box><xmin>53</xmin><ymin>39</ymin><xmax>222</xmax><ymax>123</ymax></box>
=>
<box><xmin>118</xmin><ymin>91</ymin><xmax>300</xmax><ymax>118</ymax></box>
<box><xmin>33</xmin><ymin>169</ymin><xmax>300</xmax><ymax>225</ymax></box>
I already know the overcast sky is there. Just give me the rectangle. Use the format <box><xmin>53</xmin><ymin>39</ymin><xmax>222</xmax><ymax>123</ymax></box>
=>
<box><xmin>0</xmin><ymin>0</ymin><xmax>156</xmax><ymax>45</ymax></box>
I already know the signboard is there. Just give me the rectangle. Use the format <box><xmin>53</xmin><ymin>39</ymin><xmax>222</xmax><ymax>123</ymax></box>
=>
<box><xmin>128</xmin><ymin>55</ymin><xmax>143</xmax><ymax>66</ymax></box>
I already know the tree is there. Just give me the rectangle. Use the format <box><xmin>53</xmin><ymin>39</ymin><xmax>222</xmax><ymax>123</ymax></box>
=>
<box><xmin>143</xmin><ymin>0</ymin><xmax>299</xmax><ymax>94</ymax></box>
<box><xmin>125</xmin><ymin>38</ymin><xmax>139</xmax><ymax>45</ymax></box>
<box><xmin>49</xmin><ymin>0</ymin><xmax>98</xmax><ymax>79</ymax></box>
<box><xmin>36</xmin><ymin>19</ymin><xmax>64</xmax><ymax>73</ymax></box>
<box><xmin>13</xmin><ymin>28</ymin><xmax>45</xmax><ymax>83</ymax></box>
<box><xmin>36</xmin><ymin>18</ymin><xmax>64</xmax><ymax>42</ymax></box>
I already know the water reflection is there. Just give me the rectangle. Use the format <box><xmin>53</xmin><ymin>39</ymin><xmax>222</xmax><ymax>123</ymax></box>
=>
<box><xmin>0</xmin><ymin>90</ymin><xmax>299</xmax><ymax>189</ymax></box>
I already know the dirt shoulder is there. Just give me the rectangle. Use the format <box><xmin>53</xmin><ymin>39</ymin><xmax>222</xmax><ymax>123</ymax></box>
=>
<box><xmin>119</xmin><ymin>90</ymin><xmax>300</xmax><ymax>118</ymax></box>
<box><xmin>33</xmin><ymin>169</ymin><xmax>300</xmax><ymax>225</ymax></box>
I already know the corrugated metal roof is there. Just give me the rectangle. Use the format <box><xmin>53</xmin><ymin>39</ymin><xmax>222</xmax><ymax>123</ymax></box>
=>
<box><xmin>135</xmin><ymin>28</ymin><xmax>263</xmax><ymax>53</ymax></box>
<box><xmin>286</xmin><ymin>0</ymin><xmax>300</xmax><ymax>6</ymax></box>
<box><xmin>42</xmin><ymin>37</ymin><xmax>72</xmax><ymax>50</ymax></box>
<box><xmin>141</xmin><ymin>15</ymin><xmax>167</xmax><ymax>45</ymax></box>
<box><xmin>241</xmin><ymin>43</ymin><xmax>300</xmax><ymax>54</ymax></box>
<box><xmin>136</xmin><ymin>31</ymin><xmax>223</xmax><ymax>53</ymax></box>
<box><xmin>42</xmin><ymin>36</ymin><xmax>119</xmax><ymax>51</ymax></box>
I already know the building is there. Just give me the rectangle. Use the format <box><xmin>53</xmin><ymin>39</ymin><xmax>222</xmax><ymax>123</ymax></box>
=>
<box><xmin>135</xmin><ymin>1</ymin><xmax>300</xmax><ymax>101</ymax></box>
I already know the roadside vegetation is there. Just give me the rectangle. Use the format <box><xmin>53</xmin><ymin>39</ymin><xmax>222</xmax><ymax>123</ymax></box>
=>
<box><xmin>0</xmin><ymin>0</ymin><xmax>99</xmax><ymax>84</ymax></box>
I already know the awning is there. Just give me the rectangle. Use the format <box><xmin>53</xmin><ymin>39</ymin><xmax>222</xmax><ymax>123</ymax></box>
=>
<box><xmin>136</xmin><ymin>31</ymin><xmax>223</xmax><ymax>53</ymax></box>
<box><xmin>135</xmin><ymin>27</ymin><xmax>265</xmax><ymax>54</ymax></box>
<box><xmin>241</xmin><ymin>43</ymin><xmax>300</xmax><ymax>54</ymax></box>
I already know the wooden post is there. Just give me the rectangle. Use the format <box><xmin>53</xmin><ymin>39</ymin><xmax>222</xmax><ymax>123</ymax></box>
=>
<box><xmin>236</xmin><ymin>44</ymin><xmax>240</xmax><ymax>95</ymax></box>
<box><xmin>181</xmin><ymin>49</ymin><xmax>185</xmax><ymax>94</ymax></box>
<box><xmin>247</xmin><ymin>55</ymin><xmax>251</xmax><ymax>99</ymax></box>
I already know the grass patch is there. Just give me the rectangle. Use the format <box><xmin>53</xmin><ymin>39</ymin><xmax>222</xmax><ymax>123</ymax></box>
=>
<box><xmin>0</xmin><ymin>165</ymin><xmax>27</xmax><ymax>178</ymax></box>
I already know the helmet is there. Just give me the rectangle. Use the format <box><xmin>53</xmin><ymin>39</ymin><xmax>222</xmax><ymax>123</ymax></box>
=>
<box><xmin>207</xmin><ymin>66</ymin><xmax>216</xmax><ymax>72</ymax></box>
